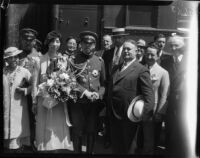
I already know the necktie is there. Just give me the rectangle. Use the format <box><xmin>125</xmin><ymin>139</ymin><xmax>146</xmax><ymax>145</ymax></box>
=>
<box><xmin>121</xmin><ymin>62</ymin><xmax>127</xmax><ymax>72</ymax></box>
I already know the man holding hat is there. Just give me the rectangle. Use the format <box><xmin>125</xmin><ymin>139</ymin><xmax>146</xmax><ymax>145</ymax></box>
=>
<box><xmin>111</xmin><ymin>28</ymin><xmax>129</xmax><ymax>68</ymax></box>
<box><xmin>18</xmin><ymin>28</ymin><xmax>41</xmax><ymax>151</ymax></box>
<box><xmin>69</xmin><ymin>30</ymin><xmax>106</xmax><ymax>154</ymax></box>
<box><xmin>109</xmin><ymin>39</ymin><xmax>154</xmax><ymax>154</ymax></box>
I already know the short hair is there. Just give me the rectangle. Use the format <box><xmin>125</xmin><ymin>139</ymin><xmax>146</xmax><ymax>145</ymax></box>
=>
<box><xmin>44</xmin><ymin>30</ymin><xmax>62</xmax><ymax>46</ymax></box>
<box><xmin>146</xmin><ymin>42</ymin><xmax>159</xmax><ymax>55</ymax></box>
<box><xmin>154</xmin><ymin>33</ymin><xmax>166</xmax><ymax>41</ymax></box>
<box><xmin>66</xmin><ymin>36</ymin><xmax>77</xmax><ymax>43</ymax></box>
<box><xmin>124</xmin><ymin>39</ymin><xmax>137</xmax><ymax>47</ymax></box>
<box><xmin>103</xmin><ymin>34</ymin><xmax>113</xmax><ymax>40</ymax></box>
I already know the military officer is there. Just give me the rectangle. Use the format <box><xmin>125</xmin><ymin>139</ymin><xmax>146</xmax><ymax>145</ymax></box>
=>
<box><xmin>18</xmin><ymin>28</ymin><xmax>41</xmax><ymax>151</ymax></box>
<box><xmin>69</xmin><ymin>31</ymin><xmax>106</xmax><ymax>154</ymax></box>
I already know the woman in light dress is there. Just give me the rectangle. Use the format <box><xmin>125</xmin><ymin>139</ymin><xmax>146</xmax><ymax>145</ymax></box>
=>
<box><xmin>3</xmin><ymin>47</ymin><xmax>32</xmax><ymax>153</ymax></box>
<box><xmin>33</xmin><ymin>31</ymin><xmax>73</xmax><ymax>152</ymax></box>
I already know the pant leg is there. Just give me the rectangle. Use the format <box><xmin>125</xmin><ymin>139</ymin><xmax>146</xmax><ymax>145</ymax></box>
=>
<box><xmin>154</xmin><ymin>121</ymin><xmax>162</xmax><ymax>148</ymax></box>
<box><xmin>27</xmin><ymin>94</ymin><xmax>35</xmax><ymax>149</ymax></box>
<box><xmin>68</xmin><ymin>101</ymin><xmax>86</xmax><ymax>153</ymax></box>
<box><xmin>142</xmin><ymin>120</ymin><xmax>155</xmax><ymax>155</ymax></box>
<box><xmin>110</xmin><ymin>111</ymin><xmax>124</xmax><ymax>154</ymax></box>
<box><xmin>85</xmin><ymin>100</ymin><xmax>102</xmax><ymax>154</ymax></box>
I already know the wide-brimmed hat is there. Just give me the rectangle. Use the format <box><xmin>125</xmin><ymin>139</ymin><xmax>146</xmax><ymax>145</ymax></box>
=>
<box><xmin>79</xmin><ymin>31</ymin><xmax>98</xmax><ymax>43</ymax></box>
<box><xmin>127</xmin><ymin>95</ymin><xmax>144</xmax><ymax>122</ymax></box>
<box><xmin>20</xmin><ymin>28</ymin><xmax>38</xmax><ymax>40</ymax></box>
<box><xmin>112</xmin><ymin>28</ymin><xmax>129</xmax><ymax>37</ymax></box>
<box><xmin>4</xmin><ymin>47</ymin><xmax>23</xmax><ymax>59</ymax></box>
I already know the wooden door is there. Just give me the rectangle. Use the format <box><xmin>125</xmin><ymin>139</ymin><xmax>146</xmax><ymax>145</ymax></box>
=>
<box><xmin>56</xmin><ymin>5</ymin><xmax>102</xmax><ymax>52</ymax></box>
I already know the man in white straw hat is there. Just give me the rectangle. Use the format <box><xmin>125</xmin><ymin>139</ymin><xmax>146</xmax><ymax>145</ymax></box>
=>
<box><xmin>111</xmin><ymin>28</ymin><xmax>129</xmax><ymax>68</ymax></box>
<box><xmin>109</xmin><ymin>39</ymin><xmax>154</xmax><ymax>154</ymax></box>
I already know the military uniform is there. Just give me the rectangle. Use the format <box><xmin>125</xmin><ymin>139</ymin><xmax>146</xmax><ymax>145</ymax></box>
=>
<box><xmin>18</xmin><ymin>28</ymin><xmax>41</xmax><ymax>151</ymax></box>
<box><xmin>68</xmin><ymin>31</ymin><xmax>106</xmax><ymax>154</ymax></box>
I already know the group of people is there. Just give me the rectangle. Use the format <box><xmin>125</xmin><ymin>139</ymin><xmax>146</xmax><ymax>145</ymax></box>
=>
<box><xmin>3</xmin><ymin>27</ymin><xmax>187</xmax><ymax>156</ymax></box>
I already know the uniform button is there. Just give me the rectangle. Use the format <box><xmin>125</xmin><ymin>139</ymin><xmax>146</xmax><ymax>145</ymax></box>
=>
<box><xmin>89</xmin><ymin>78</ymin><xmax>92</xmax><ymax>80</ymax></box>
<box><xmin>90</xmin><ymin>84</ymin><xmax>93</xmax><ymax>87</ymax></box>
<box><xmin>88</xmin><ymin>66</ymin><xmax>91</xmax><ymax>69</ymax></box>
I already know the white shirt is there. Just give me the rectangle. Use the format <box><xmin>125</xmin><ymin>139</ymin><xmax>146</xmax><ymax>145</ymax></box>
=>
<box><xmin>121</xmin><ymin>58</ymin><xmax>136</xmax><ymax>72</ymax></box>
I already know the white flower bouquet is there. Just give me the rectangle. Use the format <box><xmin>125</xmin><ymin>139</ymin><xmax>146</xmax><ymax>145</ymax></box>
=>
<box><xmin>38</xmin><ymin>57</ymin><xmax>80</xmax><ymax>109</ymax></box>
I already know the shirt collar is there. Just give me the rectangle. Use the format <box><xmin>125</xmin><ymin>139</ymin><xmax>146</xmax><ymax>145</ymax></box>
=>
<box><xmin>146</xmin><ymin>62</ymin><xmax>157</xmax><ymax>70</ymax></box>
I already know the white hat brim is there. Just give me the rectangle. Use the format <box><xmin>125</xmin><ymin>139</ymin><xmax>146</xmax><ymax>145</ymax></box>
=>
<box><xmin>127</xmin><ymin>95</ymin><xmax>144</xmax><ymax>122</ymax></box>
<box><xmin>4</xmin><ymin>50</ymin><xmax>23</xmax><ymax>59</ymax></box>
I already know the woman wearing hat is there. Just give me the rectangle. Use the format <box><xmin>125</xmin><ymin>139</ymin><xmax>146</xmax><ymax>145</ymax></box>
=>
<box><xmin>33</xmin><ymin>31</ymin><xmax>73</xmax><ymax>152</ymax></box>
<box><xmin>3</xmin><ymin>47</ymin><xmax>32</xmax><ymax>152</ymax></box>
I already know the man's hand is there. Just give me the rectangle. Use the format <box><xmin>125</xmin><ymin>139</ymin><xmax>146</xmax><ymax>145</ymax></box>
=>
<box><xmin>91</xmin><ymin>92</ymin><xmax>99</xmax><ymax>100</ymax></box>
<box><xmin>84</xmin><ymin>90</ymin><xmax>95</xmax><ymax>101</ymax></box>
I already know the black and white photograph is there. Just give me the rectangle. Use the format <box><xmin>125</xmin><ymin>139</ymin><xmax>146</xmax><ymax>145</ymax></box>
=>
<box><xmin>0</xmin><ymin>0</ymin><xmax>199</xmax><ymax>157</ymax></box>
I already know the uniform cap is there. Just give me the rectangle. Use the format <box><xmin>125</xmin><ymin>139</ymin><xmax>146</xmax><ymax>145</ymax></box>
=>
<box><xmin>20</xmin><ymin>28</ymin><xmax>38</xmax><ymax>40</ymax></box>
<box><xmin>79</xmin><ymin>31</ymin><xmax>98</xmax><ymax>43</ymax></box>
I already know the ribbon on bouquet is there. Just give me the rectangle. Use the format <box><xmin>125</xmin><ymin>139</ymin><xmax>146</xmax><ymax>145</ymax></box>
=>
<box><xmin>63</xmin><ymin>102</ymin><xmax>72</xmax><ymax>127</ymax></box>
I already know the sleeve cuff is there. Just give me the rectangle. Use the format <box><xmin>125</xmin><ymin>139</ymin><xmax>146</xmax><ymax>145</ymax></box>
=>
<box><xmin>80</xmin><ymin>89</ymin><xmax>87</xmax><ymax>98</ymax></box>
<box><xmin>24</xmin><ymin>88</ymin><xmax>28</xmax><ymax>96</ymax></box>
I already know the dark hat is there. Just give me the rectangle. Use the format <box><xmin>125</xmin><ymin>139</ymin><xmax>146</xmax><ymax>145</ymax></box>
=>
<box><xmin>44</xmin><ymin>30</ymin><xmax>62</xmax><ymax>45</ymax></box>
<box><xmin>20</xmin><ymin>28</ymin><xmax>38</xmax><ymax>40</ymax></box>
<box><xmin>4</xmin><ymin>47</ymin><xmax>23</xmax><ymax>59</ymax></box>
<box><xmin>79</xmin><ymin>31</ymin><xmax>98</xmax><ymax>43</ymax></box>
<box><xmin>111</xmin><ymin>28</ymin><xmax>129</xmax><ymax>37</ymax></box>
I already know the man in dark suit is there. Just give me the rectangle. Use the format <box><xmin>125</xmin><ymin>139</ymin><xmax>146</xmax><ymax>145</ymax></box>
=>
<box><xmin>95</xmin><ymin>34</ymin><xmax>113</xmax><ymax>57</ymax></box>
<box><xmin>69</xmin><ymin>31</ymin><xmax>106</xmax><ymax>154</ymax></box>
<box><xmin>164</xmin><ymin>35</ymin><xmax>188</xmax><ymax>157</ymax></box>
<box><xmin>95</xmin><ymin>34</ymin><xmax>115</xmax><ymax>148</ymax></box>
<box><xmin>109</xmin><ymin>39</ymin><xmax>154</xmax><ymax>154</ymax></box>
<box><xmin>154</xmin><ymin>33</ymin><xmax>172</xmax><ymax>65</ymax></box>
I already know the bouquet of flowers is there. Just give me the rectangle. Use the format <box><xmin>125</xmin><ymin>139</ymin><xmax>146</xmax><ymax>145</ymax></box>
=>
<box><xmin>38</xmin><ymin>56</ymin><xmax>80</xmax><ymax>109</ymax></box>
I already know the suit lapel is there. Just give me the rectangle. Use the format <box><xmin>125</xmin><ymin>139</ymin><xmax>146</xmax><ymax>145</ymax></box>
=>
<box><xmin>113</xmin><ymin>61</ymin><xmax>137</xmax><ymax>84</ymax></box>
